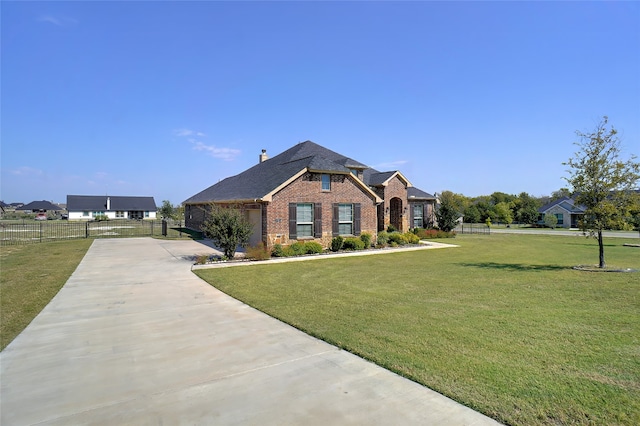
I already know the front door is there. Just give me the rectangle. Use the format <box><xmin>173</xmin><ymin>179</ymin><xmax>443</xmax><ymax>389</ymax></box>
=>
<box><xmin>390</xmin><ymin>197</ymin><xmax>402</xmax><ymax>231</ymax></box>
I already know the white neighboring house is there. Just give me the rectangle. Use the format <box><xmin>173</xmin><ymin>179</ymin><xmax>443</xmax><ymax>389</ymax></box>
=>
<box><xmin>67</xmin><ymin>195</ymin><xmax>157</xmax><ymax>220</ymax></box>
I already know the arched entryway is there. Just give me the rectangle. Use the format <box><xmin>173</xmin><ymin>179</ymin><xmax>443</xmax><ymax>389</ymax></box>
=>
<box><xmin>390</xmin><ymin>197</ymin><xmax>403</xmax><ymax>231</ymax></box>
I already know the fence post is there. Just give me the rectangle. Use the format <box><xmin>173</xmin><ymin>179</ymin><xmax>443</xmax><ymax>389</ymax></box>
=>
<box><xmin>151</xmin><ymin>221</ymin><xmax>154</xmax><ymax>236</ymax></box>
<box><xmin>162</xmin><ymin>220</ymin><xmax>167</xmax><ymax>236</ymax></box>
<box><xmin>86</xmin><ymin>222</ymin><xmax>89</xmax><ymax>238</ymax></box>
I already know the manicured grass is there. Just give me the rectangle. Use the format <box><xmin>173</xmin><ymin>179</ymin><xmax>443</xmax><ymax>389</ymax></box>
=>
<box><xmin>195</xmin><ymin>234</ymin><xmax>640</xmax><ymax>426</ymax></box>
<box><xmin>0</xmin><ymin>239</ymin><xmax>92</xmax><ymax>350</ymax></box>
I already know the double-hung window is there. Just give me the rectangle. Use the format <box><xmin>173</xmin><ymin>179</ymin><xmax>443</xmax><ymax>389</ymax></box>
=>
<box><xmin>296</xmin><ymin>203</ymin><xmax>314</xmax><ymax>237</ymax></box>
<box><xmin>289</xmin><ymin>203</ymin><xmax>322</xmax><ymax>239</ymax></box>
<box><xmin>338</xmin><ymin>204</ymin><xmax>354</xmax><ymax>235</ymax></box>
<box><xmin>413</xmin><ymin>205</ymin><xmax>424</xmax><ymax>228</ymax></box>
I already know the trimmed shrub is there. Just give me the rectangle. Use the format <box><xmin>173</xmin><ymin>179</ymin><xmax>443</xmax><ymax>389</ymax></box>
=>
<box><xmin>271</xmin><ymin>244</ymin><xmax>285</xmax><ymax>257</ymax></box>
<box><xmin>360</xmin><ymin>232</ymin><xmax>372</xmax><ymax>248</ymax></box>
<box><xmin>343</xmin><ymin>237</ymin><xmax>365</xmax><ymax>250</ymax></box>
<box><xmin>386</xmin><ymin>224</ymin><xmax>397</xmax><ymax>233</ymax></box>
<box><xmin>304</xmin><ymin>241</ymin><xmax>323</xmax><ymax>254</ymax></box>
<box><xmin>288</xmin><ymin>241</ymin><xmax>307</xmax><ymax>256</ymax></box>
<box><xmin>388</xmin><ymin>232</ymin><xmax>408</xmax><ymax>245</ymax></box>
<box><xmin>404</xmin><ymin>232</ymin><xmax>420</xmax><ymax>244</ymax></box>
<box><xmin>330</xmin><ymin>236</ymin><xmax>344</xmax><ymax>252</ymax></box>
<box><xmin>376</xmin><ymin>231</ymin><xmax>389</xmax><ymax>247</ymax></box>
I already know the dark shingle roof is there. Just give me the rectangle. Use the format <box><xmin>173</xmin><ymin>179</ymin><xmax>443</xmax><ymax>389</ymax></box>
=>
<box><xmin>184</xmin><ymin>141</ymin><xmax>370</xmax><ymax>204</ymax></box>
<box><xmin>408</xmin><ymin>187</ymin><xmax>435</xmax><ymax>200</ymax></box>
<box><xmin>67</xmin><ymin>195</ymin><xmax>157</xmax><ymax>211</ymax></box>
<box><xmin>17</xmin><ymin>200</ymin><xmax>62</xmax><ymax>211</ymax></box>
<box><xmin>184</xmin><ymin>140</ymin><xmax>433</xmax><ymax>204</ymax></box>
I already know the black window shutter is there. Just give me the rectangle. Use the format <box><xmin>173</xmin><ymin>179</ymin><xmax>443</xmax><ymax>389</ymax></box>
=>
<box><xmin>409</xmin><ymin>203</ymin><xmax>414</xmax><ymax>228</ymax></box>
<box><xmin>354</xmin><ymin>203</ymin><xmax>361</xmax><ymax>236</ymax></box>
<box><xmin>289</xmin><ymin>203</ymin><xmax>297</xmax><ymax>239</ymax></box>
<box><xmin>314</xmin><ymin>203</ymin><xmax>322</xmax><ymax>238</ymax></box>
<box><xmin>332</xmin><ymin>203</ymin><xmax>339</xmax><ymax>236</ymax></box>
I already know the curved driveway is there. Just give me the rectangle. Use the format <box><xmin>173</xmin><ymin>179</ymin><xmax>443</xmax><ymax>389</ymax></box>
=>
<box><xmin>1</xmin><ymin>238</ymin><xmax>500</xmax><ymax>425</ymax></box>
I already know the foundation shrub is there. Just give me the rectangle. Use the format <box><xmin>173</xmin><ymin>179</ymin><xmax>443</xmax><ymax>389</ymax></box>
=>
<box><xmin>287</xmin><ymin>241</ymin><xmax>307</xmax><ymax>256</ymax></box>
<box><xmin>304</xmin><ymin>241</ymin><xmax>324</xmax><ymax>254</ymax></box>
<box><xmin>343</xmin><ymin>237</ymin><xmax>365</xmax><ymax>250</ymax></box>
<box><xmin>331</xmin><ymin>236</ymin><xmax>344</xmax><ymax>252</ymax></box>
<box><xmin>404</xmin><ymin>232</ymin><xmax>420</xmax><ymax>244</ymax></box>
<box><xmin>271</xmin><ymin>244</ymin><xmax>285</xmax><ymax>257</ymax></box>
<box><xmin>376</xmin><ymin>231</ymin><xmax>389</xmax><ymax>247</ymax></box>
<box><xmin>388</xmin><ymin>232</ymin><xmax>408</xmax><ymax>246</ymax></box>
<box><xmin>360</xmin><ymin>232</ymin><xmax>372</xmax><ymax>248</ymax></box>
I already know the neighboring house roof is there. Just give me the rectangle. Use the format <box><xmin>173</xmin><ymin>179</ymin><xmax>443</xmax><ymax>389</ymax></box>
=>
<box><xmin>0</xmin><ymin>201</ymin><xmax>8</xmax><ymax>208</ymax></box>
<box><xmin>16</xmin><ymin>200</ymin><xmax>62</xmax><ymax>211</ymax></box>
<box><xmin>9</xmin><ymin>203</ymin><xmax>24</xmax><ymax>208</ymax></box>
<box><xmin>67</xmin><ymin>195</ymin><xmax>157</xmax><ymax>211</ymax></box>
<box><xmin>538</xmin><ymin>196</ymin><xmax>586</xmax><ymax>214</ymax></box>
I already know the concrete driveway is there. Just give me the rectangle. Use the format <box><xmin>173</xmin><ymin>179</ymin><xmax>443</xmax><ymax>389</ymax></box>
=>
<box><xmin>1</xmin><ymin>238</ymin><xmax>500</xmax><ymax>425</ymax></box>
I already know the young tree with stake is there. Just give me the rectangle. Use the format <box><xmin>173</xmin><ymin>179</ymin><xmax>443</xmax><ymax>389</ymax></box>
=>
<box><xmin>564</xmin><ymin>116</ymin><xmax>640</xmax><ymax>268</ymax></box>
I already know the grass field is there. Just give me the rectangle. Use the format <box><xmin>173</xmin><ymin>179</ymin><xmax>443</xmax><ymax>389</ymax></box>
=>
<box><xmin>195</xmin><ymin>234</ymin><xmax>640</xmax><ymax>426</ymax></box>
<box><xmin>0</xmin><ymin>239</ymin><xmax>93</xmax><ymax>350</ymax></box>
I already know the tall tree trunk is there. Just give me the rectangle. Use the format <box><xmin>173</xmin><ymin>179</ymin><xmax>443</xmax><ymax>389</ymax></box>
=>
<box><xmin>598</xmin><ymin>229</ymin><xmax>606</xmax><ymax>269</ymax></box>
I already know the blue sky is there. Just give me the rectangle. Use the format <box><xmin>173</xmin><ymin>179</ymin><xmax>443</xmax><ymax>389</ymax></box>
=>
<box><xmin>2</xmin><ymin>1</ymin><xmax>639</xmax><ymax>206</ymax></box>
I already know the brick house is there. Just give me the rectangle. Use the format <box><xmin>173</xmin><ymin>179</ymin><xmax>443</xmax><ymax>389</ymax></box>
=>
<box><xmin>183</xmin><ymin>141</ymin><xmax>436</xmax><ymax>248</ymax></box>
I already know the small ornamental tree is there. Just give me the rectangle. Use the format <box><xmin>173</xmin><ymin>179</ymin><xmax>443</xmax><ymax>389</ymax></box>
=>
<box><xmin>564</xmin><ymin>116</ymin><xmax>640</xmax><ymax>268</ymax></box>
<box><xmin>200</xmin><ymin>204</ymin><xmax>254</xmax><ymax>259</ymax></box>
<box><xmin>544</xmin><ymin>213</ymin><xmax>558</xmax><ymax>229</ymax></box>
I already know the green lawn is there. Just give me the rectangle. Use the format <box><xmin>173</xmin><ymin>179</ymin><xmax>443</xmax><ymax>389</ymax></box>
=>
<box><xmin>195</xmin><ymin>234</ymin><xmax>640</xmax><ymax>426</ymax></box>
<box><xmin>0</xmin><ymin>239</ymin><xmax>93</xmax><ymax>350</ymax></box>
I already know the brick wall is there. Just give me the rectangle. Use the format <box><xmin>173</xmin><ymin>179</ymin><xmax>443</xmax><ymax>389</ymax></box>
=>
<box><xmin>380</xmin><ymin>176</ymin><xmax>409</xmax><ymax>232</ymax></box>
<box><xmin>266</xmin><ymin>172</ymin><xmax>378</xmax><ymax>247</ymax></box>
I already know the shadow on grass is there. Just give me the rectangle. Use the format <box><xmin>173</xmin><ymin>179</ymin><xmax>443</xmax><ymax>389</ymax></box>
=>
<box><xmin>460</xmin><ymin>262</ymin><xmax>570</xmax><ymax>271</ymax></box>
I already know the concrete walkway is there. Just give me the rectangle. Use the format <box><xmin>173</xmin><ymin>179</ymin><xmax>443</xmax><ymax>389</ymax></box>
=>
<box><xmin>1</xmin><ymin>238</ymin><xmax>501</xmax><ymax>425</ymax></box>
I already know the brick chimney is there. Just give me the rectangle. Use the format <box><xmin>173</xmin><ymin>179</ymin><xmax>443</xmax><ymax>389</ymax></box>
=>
<box><xmin>259</xmin><ymin>149</ymin><xmax>268</xmax><ymax>163</ymax></box>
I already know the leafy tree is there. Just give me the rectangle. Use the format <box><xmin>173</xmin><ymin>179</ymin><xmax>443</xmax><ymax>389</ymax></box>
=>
<box><xmin>159</xmin><ymin>200</ymin><xmax>177</xmax><ymax>220</ymax></box>
<box><xmin>200</xmin><ymin>204</ymin><xmax>254</xmax><ymax>259</ymax></box>
<box><xmin>564</xmin><ymin>116</ymin><xmax>640</xmax><ymax>268</ymax></box>
<box><xmin>494</xmin><ymin>202</ymin><xmax>513</xmax><ymax>225</ymax></box>
<box><xmin>514</xmin><ymin>192</ymin><xmax>541</xmax><ymax>225</ymax></box>
<box><xmin>627</xmin><ymin>194</ymin><xmax>640</xmax><ymax>236</ymax></box>
<box><xmin>550</xmin><ymin>188</ymin><xmax>571</xmax><ymax>201</ymax></box>
<box><xmin>463</xmin><ymin>204</ymin><xmax>481</xmax><ymax>223</ymax></box>
<box><xmin>490</xmin><ymin>192</ymin><xmax>516</xmax><ymax>206</ymax></box>
<box><xmin>436</xmin><ymin>191</ymin><xmax>462</xmax><ymax>232</ymax></box>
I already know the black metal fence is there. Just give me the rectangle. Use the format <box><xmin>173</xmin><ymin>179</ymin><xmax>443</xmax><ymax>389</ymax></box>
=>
<box><xmin>455</xmin><ymin>223</ymin><xmax>491</xmax><ymax>235</ymax></box>
<box><xmin>0</xmin><ymin>220</ymin><xmax>195</xmax><ymax>246</ymax></box>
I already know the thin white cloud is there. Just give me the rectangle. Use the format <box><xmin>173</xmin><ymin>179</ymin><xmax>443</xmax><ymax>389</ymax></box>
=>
<box><xmin>10</xmin><ymin>166</ymin><xmax>44</xmax><ymax>176</ymax></box>
<box><xmin>191</xmin><ymin>141</ymin><xmax>241</xmax><ymax>161</ymax></box>
<box><xmin>37</xmin><ymin>15</ymin><xmax>77</xmax><ymax>27</ymax></box>
<box><xmin>371</xmin><ymin>160</ymin><xmax>409</xmax><ymax>170</ymax></box>
<box><xmin>174</xmin><ymin>128</ymin><xmax>239</xmax><ymax>161</ymax></box>
<box><xmin>94</xmin><ymin>172</ymin><xmax>108</xmax><ymax>179</ymax></box>
<box><xmin>174</xmin><ymin>128</ymin><xmax>206</xmax><ymax>137</ymax></box>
